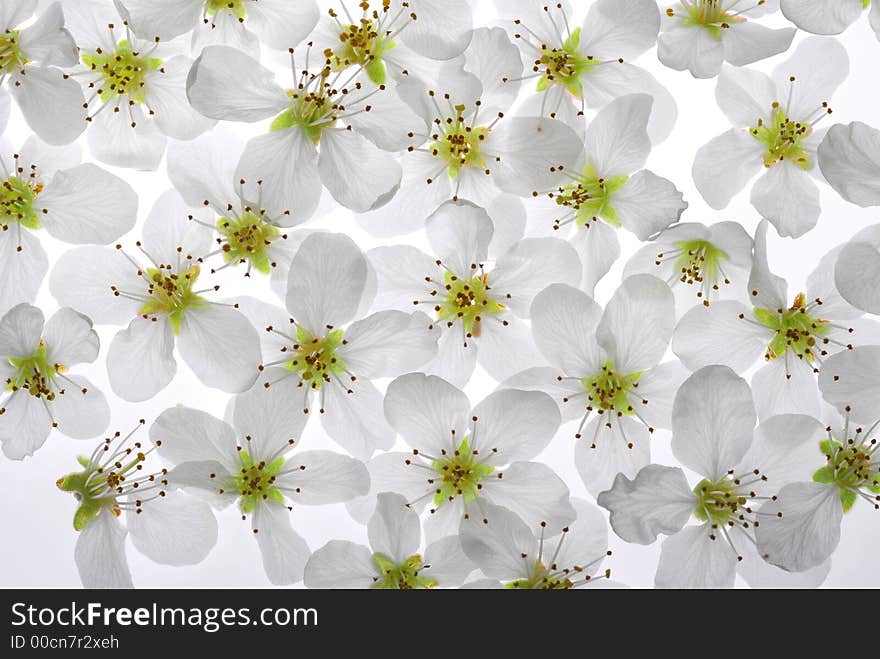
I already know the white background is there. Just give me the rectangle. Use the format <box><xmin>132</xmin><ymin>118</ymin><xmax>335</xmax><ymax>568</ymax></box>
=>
<box><xmin>1</xmin><ymin>1</ymin><xmax>879</xmax><ymax>588</ymax></box>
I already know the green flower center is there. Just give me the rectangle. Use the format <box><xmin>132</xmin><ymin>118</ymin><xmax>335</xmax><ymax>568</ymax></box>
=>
<box><xmin>506</xmin><ymin>560</ymin><xmax>574</xmax><ymax>590</ymax></box>
<box><xmin>282</xmin><ymin>327</ymin><xmax>348</xmax><ymax>391</ymax></box>
<box><xmin>0</xmin><ymin>176</ymin><xmax>42</xmax><ymax>230</ymax></box>
<box><xmin>0</xmin><ymin>30</ymin><xmax>27</xmax><ymax>74</ymax></box>
<box><xmin>137</xmin><ymin>265</ymin><xmax>206</xmax><ymax>334</ymax></box>
<box><xmin>435</xmin><ymin>271</ymin><xmax>505</xmax><ymax>336</ymax></box>
<box><xmin>204</xmin><ymin>0</ymin><xmax>246</xmax><ymax>19</ymax></box>
<box><xmin>754</xmin><ymin>293</ymin><xmax>830</xmax><ymax>362</ymax></box>
<box><xmin>234</xmin><ymin>450</ymin><xmax>285</xmax><ymax>514</ymax></box>
<box><xmin>270</xmin><ymin>83</ymin><xmax>338</xmax><ymax>142</ymax></box>
<box><xmin>430</xmin><ymin>437</ymin><xmax>494</xmax><ymax>507</ymax></box>
<box><xmin>693</xmin><ymin>476</ymin><xmax>746</xmax><ymax>525</ymax></box>
<box><xmin>430</xmin><ymin>107</ymin><xmax>492</xmax><ymax>180</ymax></box>
<box><xmin>813</xmin><ymin>438</ymin><xmax>880</xmax><ymax>512</ymax></box>
<box><xmin>330</xmin><ymin>18</ymin><xmax>396</xmax><ymax>85</ymax></box>
<box><xmin>217</xmin><ymin>211</ymin><xmax>281</xmax><ymax>274</ymax></box>
<box><xmin>6</xmin><ymin>342</ymin><xmax>60</xmax><ymax>400</ymax></box>
<box><xmin>658</xmin><ymin>239</ymin><xmax>730</xmax><ymax>306</ymax></box>
<box><xmin>534</xmin><ymin>28</ymin><xmax>595</xmax><ymax>97</ymax></box>
<box><xmin>56</xmin><ymin>439</ymin><xmax>163</xmax><ymax>531</ymax></box>
<box><xmin>81</xmin><ymin>40</ymin><xmax>162</xmax><ymax>105</ymax></box>
<box><xmin>678</xmin><ymin>1</ymin><xmax>745</xmax><ymax>38</ymax></box>
<box><xmin>551</xmin><ymin>166</ymin><xmax>628</xmax><ymax>230</ymax></box>
<box><xmin>580</xmin><ymin>359</ymin><xmax>642</xmax><ymax>418</ymax></box>
<box><xmin>750</xmin><ymin>107</ymin><xmax>812</xmax><ymax>170</ymax></box>
<box><xmin>371</xmin><ymin>553</ymin><xmax>436</xmax><ymax>589</ymax></box>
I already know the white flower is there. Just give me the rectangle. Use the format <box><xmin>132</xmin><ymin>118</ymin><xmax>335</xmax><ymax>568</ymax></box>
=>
<box><xmin>60</xmin><ymin>0</ymin><xmax>216</xmax><ymax>169</ymax></box>
<box><xmin>494</xmin><ymin>0</ymin><xmax>677</xmax><ymax>141</ymax></box>
<box><xmin>523</xmin><ymin>93</ymin><xmax>687</xmax><ymax>291</ymax></box>
<box><xmin>755</xmin><ymin>392</ymin><xmax>880</xmax><ymax>572</ymax></box>
<box><xmin>658</xmin><ymin>0</ymin><xmax>795</xmax><ymax>79</ymax></box>
<box><xmin>781</xmin><ymin>0</ymin><xmax>880</xmax><ymax>40</ymax></box>
<box><xmin>673</xmin><ymin>220</ymin><xmax>879</xmax><ymax>421</ymax></box>
<box><xmin>357</xmin><ymin>26</ymin><xmax>584</xmax><ymax>237</ymax></box>
<box><xmin>368</xmin><ymin>200</ymin><xmax>581</xmax><ymax>386</ymax></box>
<box><xmin>364</xmin><ymin>372</ymin><xmax>575</xmax><ymax>543</ymax></box>
<box><xmin>818</xmin><ymin>121</ymin><xmax>880</xmax><ymax>208</ymax></box>
<box><xmin>186</xmin><ymin>42</ymin><xmax>422</xmax><ymax>218</ymax></box>
<box><xmin>0</xmin><ymin>136</ymin><xmax>137</xmax><ymax>315</ymax></box>
<box><xmin>165</xmin><ymin>129</ymin><xmax>298</xmax><ymax>289</ymax></box>
<box><xmin>116</xmin><ymin>0</ymin><xmax>319</xmax><ymax>57</ymax></box>
<box><xmin>624</xmin><ymin>221</ymin><xmax>753</xmax><ymax>314</ymax></box>
<box><xmin>460</xmin><ymin>499</ymin><xmax>615</xmax><ymax>589</ymax></box>
<box><xmin>693</xmin><ymin>37</ymin><xmax>848</xmax><ymax>238</ymax></box>
<box><xmin>236</xmin><ymin>231</ymin><xmax>438</xmax><ymax>460</ymax></box>
<box><xmin>0</xmin><ymin>304</ymin><xmax>109</xmax><ymax>460</ymax></box>
<box><xmin>308</xmin><ymin>0</ymin><xmax>475</xmax><ymax>88</ymax></box>
<box><xmin>49</xmin><ymin>189</ymin><xmax>262</xmax><ymax>402</ymax></box>
<box><xmin>598</xmin><ymin>366</ymin><xmax>830</xmax><ymax>588</ymax></box>
<box><xmin>500</xmin><ymin>276</ymin><xmax>684</xmax><ymax>496</ymax></box>
<box><xmin>305</xmin><ymin>492</ymin><xmax>474</xmax><ymax>588</ymax></box>
<box><xmin>56</xmin><ymin>420</ymin><xmax>218</xmax><ymax>588</ymax></box>
<box><xmin>0</xmin><ymin>1</ymin><xmax>86</xmax><ymax>144</ymax></box>
<box><xmin>151</xmin><ymin>383</ymin><xmax>370</xmax><ymax>585</ymax></box>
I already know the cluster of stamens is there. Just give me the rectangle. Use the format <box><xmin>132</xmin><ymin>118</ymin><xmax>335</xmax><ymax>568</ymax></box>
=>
<box><xmin>0</xmin><ymin>29</ymin><xmax>26</xmax><ymax>75</ymax></box>
<box><xmin>668</xmin><ymin>0</ymin><xmax>764</xmax><ymax>32</ymax></box>
<box><xmin>656</xmin><ymin>239</ymin><xmax>730</xmax><ymax>306</ymax></box>
<box><xmin>4</xmin><ymin>342</ymin><xmax>63</xmax><ymax>403</ymax></box>
<box><xmin>371</xmin><ymin>553</ymin><xmax>436</xmax><ymax>589</ymax></box>
<box><xmin>1</xmin><ymin>154</ymin><xmax>45</xmax><ymax>237</ymax></box>
<box><xmin>508</xmin><ymin>522</ymin><xmax>613</xmax><ymax>589</ymax></box>
<box><xmin>813</xmin><ymin>417</ymin><xmax>880</xmax><ymax>511</ymax></box>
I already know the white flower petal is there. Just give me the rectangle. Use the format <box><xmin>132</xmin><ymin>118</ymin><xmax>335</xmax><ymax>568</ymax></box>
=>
<box><xmin>462</xmin><ymin>27</ymin><xmax>521</xmax><ymax>111</ymax></box>
<box><xmin>321</xmin><ymin>376</ymin><xmax>395</xmax><ymax>459</ymax></box>
<box><xmin>232</xmin><ymin>372</ymin><xmax>308</xmax><ymax>460</ymax></box>
<box><xmin>252</xmin><ymin>501</ymin><xmax>310</xmax><ymax>585</ymax></box>
<box><xmin>750</xmin><ymin>163</ymin><xmax>820</xmax><ymax>239</ymax></box>
<box><xmin>286</xmin><ymin>232</ymin><xmax>367</xmax><ymax>332</ymax></box>
<box><xmin>367</xmin><ymin>245</ymin><xmax>436</xmax><ymax>311</ymax></box>
<box><xmin>384</xmin><ymin>372</ymin><xmax>471</xmax><ymax>454</ymax></box>
<box><xmin>425</xmin><ymin>200</ymin><xmax>493</xmax><ymax>276</ymax></box>
<box><xmin>835</xmin><ymin>226</ymin><xmax>880</xmax><ymax>314</ymax></box>
<box><xmin>0</xmin><ymin>390</ymin><xmax>51</xmax><ymax>459</ymax></box>
<box><xmin>0</xmin><ymin>303</ymin><xmax>43</xmax><ymax>356</ymax></box>
<box><xmin>655</xmin><ymin>523</ymin><xmax>737</xmax><ymax>588</ymax></box>
<box><xmin>345</xmin><ymin>82</ymin><xmax>427</xmax><ymax>152</ymax></box>
<box><xmin>672</xmin><ymin>365</ymin><xmax>756</xmax><ymax>479</ymax></box>
<box><xmin>673</xmin><ymin>300</ymin><xmax>767</xmax><ymax>372</ymax></box>
<box><xmin>177</xmin><ymin>304</ymin><xmax>260</xmax><ymax>393</ymax></box>
<box><xmin>186</xmin><ymin>45</ymin><xmax>287</xmax><ymax>121</ymax></box>
<box><xmin>116</xmin><ymin>0</ymin><xmax>201</xmax><ymax>41</ymax></box>
<box><xmin>581</xmin><ymin>0</ymin><xmax>660</xmax><ymax>60</ymax></box>
<box><xmin>818</xmin><ymin>346</ymin><xmax>880</xmax><ymax>423</ymax></box>
<box><xmin>147</xmin><ymin>56</ymin><xmax>216</xmax><ymax>140</ymax></box>
<box><xmin>597</xmin><ymin>464</ymin><xmax>694</xmax><ymax>544</ymax></box>
<box><xmin>368</xmin><ymin>492</ymin><xmax>421</xmax><ymax>563</ymax></box>
<box><xmin>318</xmin><ymin>128</ymin><xmax>402</xmax><ymax>212</ymax></box>
<box><xmin>747</xmin><ymin>219</ymin><xmax>789</xmax><ymax>310</ymax></box>
<box><xmin>772</xmin><ymin>37</ymin><xmax>848</xmax><ymax>120</ymax></box>
<box><xmin>780</xmin><ymin>0</ymin><xmax>863</xmax><ymax>35</ymax></box>
<box><xmin>151</xmin><ymin>405</ymin><xmax>238</xmax><ymax>470</ymax></box>
<box><xmin>19</xmin><ymin>2</ymin><xmax>77</xmax><ymax>66</ymax></box>
<box><xmin>87</xmin><ymin>105</ymin><xmax>166</xmax><ymax>171</ymax></box>
<box><xmin>303</xmin><ymin>540</ymin><xmax>376</xmax><ymax>588</ymax></box>
<box><xmin>459</xmin><ymin>502</ymin><xmax>537</xmax><ymax>581</ymax></box>
<box><xmin>245</xmin><ymin>0</ymin><xmax>318</xmax><ymax>50</ymax></box>
<box><xmin>0</xmin><ymin>227</ymin><xmax>47</xmax><ymax>316</ymax></box>
<box><xmin>471</xmin><ymin>388</ymin><xmax>560</xmax><ymax>464</ymax></box>
<box><xmin>400</xmin><ymin>0</ymin><xmax>473</xmax><ymax>60</ymax></box>
<box><xmin>281</xmin><ymin>450</ymin><xmax>370</xmax><ymax>505</ymax></box>
<box><xmin>49</xmin><ymin>376</ymin><xmax>109</xmax><ymax>439</ymax></box>
<box><xmin>751</xmin><ymin>356</ymin><xmax>821</xmax><ymax>421</ymax></box>
<box><xmin>338</xmin><ymin>310</ymin><xmax>436</xmax><ymax>379</ymax></box>
<box><xmin>491</xmin><ymin>238</ymin><xmax>581</xmax><ymax>316</ymax></box>
<box><xmin>11</xmin><ymin>66</ymin><xmax>86</xmax><ymax>145</ymax></box>
<box><xmin>613</xmin><ymin>170</ymin><xmax>687</xmax><ymax>240</ymax></box>
<box><xmin>37</xmin><ymin>164</ymin><xmax>137</xmax><ymax>244</ymax></box>
<box><xmin>657</xmin><ymin>23</ymin><xmax>725</xmax><ymax>79</ymax></box>
<box><xmin>0</xmin><ymin>0</ymin><xmax>35</xmax><ymax>31</ymax></box>
<box><xmin>736</xmin><ymin>414</ymin><xmax>825</xmax><ymax>493</ymax></box>
<box><xmin>584</xmin><ymin>92</ymin><xmax>653</xmax><ymax>175</ymax></box>
<box><xmin>366</xmin><ymin>452</ymin><xmax>431</xmax><ymax>507</ymax></box>
<box><xmin>144</xmin><ymin>190</ymin><xmax>215</xmax><ymax>262</ymax></box>
<box><xmin>722</xmin><ymin>22</ymin><xmax>795</xmax><ymax>68</ymax></box>
<box><xmin>597</xmin><ymin>274</ymin><xmax>674</xmax><ymax>373</ymax></box>
<box><xmin>715</xmin><ymin>65</ymin><xmax>776</xmax><ymax>127</ymax></box>
<box><xmin>755</xmin><ymin>482</ymin><xmax>842</xmax><ymax>572</ymax></box>
<box><xmin>818</xmin><ymin>121</ymin><xmax>880</xmax><ymax>207</ymax></box>
<box><xmin>475</xmin><ymin>313</ymin><xmax>546</xmax><ymax>382</ymax></box>
<box><xmin>482</xmin><ymin>461</ymin><xmax>575</xmax><ymax>532</ymax></box>
<box><xmin>572</xmin><ymin>219</ymin><xmax>620</xmax><ymax>293</ymax></box>
<box><xmin>486</xmin><ymin>193</ymin><xmax>526</xmax><ymax>257</ymax></box>
<box><xmin>422</xmin><ymin>535</ymin><xmax>474</xmax><ymax>586</ymax></box>
<box><xmin>632</xmin><ymin>360</ymin><xmax>688</xmax><ymax>431</ymax></box>
<box><xmin>575</xmin><ymin>415</ymin><xmax>651</xmax><ymax>496</ymax></box>
<box><xmin>692</xmin><ymin>129</ymin><xmax>762</xmax><ymax>209</ymax></box>
<box><xmin>425</xmin><ymin>326</ymin><xmax>477</xmax><ymax>387</ymax></box>
<box><xmin>529</xmin><ymin>283</ymin><xmax>604</xmax><ymax>375</ymax></box>
<box><xmin>128</xmin><ymin>491</ymin><xmax>217</xmax><ymax>566</ymax></box>
<box><xmin>107</xmin><ymin>316</ymin><xmax>177</xmax><ymax>402</ymax></box>
<box><xmin>74</xmin><ymin>510</ymin><xmax>132</xmax><ymax>588</ymax></box>
<box><xmin>236</xmin><ymin>129</ymin><xmax>321</xmax><ymax>222</ymax></box>
<box><xmin>165</xmin><ymin>129</ymin><xmax>240</xmax><ymax>210</ymax></box>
